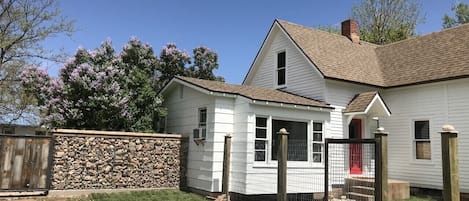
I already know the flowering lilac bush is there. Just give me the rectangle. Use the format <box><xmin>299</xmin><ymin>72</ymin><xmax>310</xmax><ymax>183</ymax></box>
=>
<box><xmin>22</xmin><ymin>41</ymin><xmax>130</xmax><ymax>129</ymax></box>
<box><xmin>21</xmin><ymin>38</ymin><xmax>222</xmax><ymax>131</ymax></box>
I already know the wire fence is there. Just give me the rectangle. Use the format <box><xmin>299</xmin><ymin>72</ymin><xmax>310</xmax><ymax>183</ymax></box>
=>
<box><xmin>325</xmin><ymin>139</ymin><xmax>377</xmax><ymax>201</ymax></box>
<box><xmin>228</xmin><ymin>140</ymin><xmax>327</xmax><ymax>201</ymax></box>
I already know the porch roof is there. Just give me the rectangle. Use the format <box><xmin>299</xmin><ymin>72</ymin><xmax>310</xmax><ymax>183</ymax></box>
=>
<box><xmin>343</xmin><ymin>91</ymin><xmax>391</xmax><ymax>117</ymax></box>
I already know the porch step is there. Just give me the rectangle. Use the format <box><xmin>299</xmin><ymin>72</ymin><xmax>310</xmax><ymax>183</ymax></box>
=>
<box><xmin>351</xmin><ymin>186</ymin><xmax>374</xmax><ymax>196</ymax></box>
<box><xmin>347</xmin><ymin>192</ymin><xmax>374</xmax><ymax>201</ymax></box>
<box><xmin>345</xmin><ymin>177</ymin><xmax>375</xmax><ymax>189</ymax></box>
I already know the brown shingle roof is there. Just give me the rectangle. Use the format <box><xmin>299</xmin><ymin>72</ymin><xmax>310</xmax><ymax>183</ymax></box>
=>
<box><xmin>343</xmin><ymin>91</ymin><xmax>378</xmax><ymax>113</ymax></box>
<box><xmin>277</xmin><ymin>20</ymin><xmax>385</xmax><ymax>86</ymax></box>
<box><xmin>175</xmin><ymin>76</ymin><xmax>332</xmax><ymax>109</ymax></box>
<box><xmin>277</xmin><ymin>19</ymin><xmax>469</xmax><ymax>87</ymax></box>
<box><xmin>377</xmin><ymin>24</ymin><xmax>469</xmax><ymax>87</ymax></box>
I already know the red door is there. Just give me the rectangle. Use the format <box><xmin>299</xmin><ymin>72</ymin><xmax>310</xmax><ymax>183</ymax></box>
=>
<box><xmin>349</xmin><ymin>119</ymin><xmax>362</xmax><ymax>174</ymax></box>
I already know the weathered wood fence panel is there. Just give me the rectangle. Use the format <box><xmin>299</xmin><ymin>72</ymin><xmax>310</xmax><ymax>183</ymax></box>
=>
<box><xmin>0</xmin><ymin>134</ymin><xmax>53</xmax><ymax>192</ymax></box>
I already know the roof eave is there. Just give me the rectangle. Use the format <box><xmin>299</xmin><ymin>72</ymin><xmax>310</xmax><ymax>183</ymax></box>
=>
<box><xmin>250</xmin><ymin>99</ymin><xmax>334</xmax><ymax>112</ymax></box>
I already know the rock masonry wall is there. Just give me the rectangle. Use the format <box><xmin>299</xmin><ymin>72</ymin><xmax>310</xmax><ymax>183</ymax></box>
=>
<box><xmin>51</xmin><ymin>129</ymin><xmax>187</xmax><ymax>190</ymax></box>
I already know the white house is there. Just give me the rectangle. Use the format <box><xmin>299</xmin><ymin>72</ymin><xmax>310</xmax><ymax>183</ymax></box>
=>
<box><xmin>160</xmin><ymin>19</ymin><xmax>469</xmax><ymax>196</ymax></box>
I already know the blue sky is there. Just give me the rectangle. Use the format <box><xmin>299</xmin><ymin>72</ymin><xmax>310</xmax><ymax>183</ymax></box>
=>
<box><xmin>43</xmin><ymin>0</ymin><xmax>467</xmax><ymax>84</ymax></box>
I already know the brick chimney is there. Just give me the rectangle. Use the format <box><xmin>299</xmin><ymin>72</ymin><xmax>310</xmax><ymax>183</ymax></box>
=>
<box><xmin>341</xmin><ymin>19</ymin><xmax>360</xmax><ymax>44</ymax></box>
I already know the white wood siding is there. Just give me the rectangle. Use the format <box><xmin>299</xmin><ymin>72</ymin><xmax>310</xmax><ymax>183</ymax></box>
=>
<box><xmin>164</xmin><ymin>84</ymin><xmax>218</xmax><ymax>192</ymax></box>
<box><xmin>246</xmin><ymin>26</ymin><xmax>326</xmax><ymax>101</ymax></box>
<box><xmin>325</xmin><ymin>80</ymin><xmax>380</xmax><ymax>139</ymax></box>
<box><xmin>211</xmin><ymin>97</ymin><xmax>235</xmax><ymax>192</ymax></box>
<box><xmin>380</xmin><ymin>79</ymin><xmax>469</xmax><ymax>192</ymax></box>
<box><xmin>229</xmin><ymin>97</ymin><xmax>252</xmax><ymax>194</ymax></box>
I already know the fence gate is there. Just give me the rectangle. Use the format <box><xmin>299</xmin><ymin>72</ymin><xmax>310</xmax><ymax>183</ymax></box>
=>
<box><xmin>324</xmin><ymin>138</ymin><xmax>381</xmax><ymax>201</ymax></box>
<box><xmin>0</xmin><ymin>134</ymin><xmax>54</xmax><ymax>196</ymax></box>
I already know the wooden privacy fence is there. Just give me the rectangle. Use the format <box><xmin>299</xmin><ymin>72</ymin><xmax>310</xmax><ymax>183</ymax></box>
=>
<box><xmin>0</xmin><ymin>134</ymin><xmax>53</xmax><ymax>194</ymax></box>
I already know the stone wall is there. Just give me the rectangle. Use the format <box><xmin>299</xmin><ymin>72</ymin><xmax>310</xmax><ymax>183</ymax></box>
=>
<box><xmin>51</xmin><ymin>129</ymin><xmax>187</xmax><ymax>190</ymax></box>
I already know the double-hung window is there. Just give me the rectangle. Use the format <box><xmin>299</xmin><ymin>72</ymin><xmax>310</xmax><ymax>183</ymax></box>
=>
<box><xmin>312</xmin><ymin>122</ymin><xmax>324</xmax><ymax>162</ymax></box>
<box><xmin>277</xmin><ymin>51</ymin><xmax>286</xmax><ymax>87</ymax></box>
<box><xmin>255</xmin><ymin>117</ymin><xmax>268</xmax><ymax>162</ymax></box>
<box><xmin>414</xmin><ymin>120</ymin><xmax>431</xmax><ymax>160</ymax></box>
<box><xmin>198</xmin><ymin>108</ymin><xmax>207</xmax><ymax>139</ymax></box>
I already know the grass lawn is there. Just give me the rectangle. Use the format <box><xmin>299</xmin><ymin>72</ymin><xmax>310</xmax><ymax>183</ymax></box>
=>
<box><xmin>77</xmin><ymin>189</ymin><xmax>208</xmax><ymax>201</ymax></box>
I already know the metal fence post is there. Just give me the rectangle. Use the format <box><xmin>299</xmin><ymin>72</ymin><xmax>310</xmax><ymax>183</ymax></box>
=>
<box><xmin>374</xmin><ymin>127</ymin><xmax>388</xmax><ymax>201</ymax></box>
<box><xmin>222</xmin><ymin>134</ymin><xmax>232</xmax><ymax>201</ymax></box>
<box><xmin>277</xmin><ymin>128</ymin><xmax>289</xmax><ymax>201</ymax></box>
<box><xmin>440</xmin><ymin>125</ymin><xmax>459</xmax><ymax>201</ymax></box>
<box><xmin>324</xmin><ymin>138</ymin><xmax>329</xmax><ymax>201</ymax></box>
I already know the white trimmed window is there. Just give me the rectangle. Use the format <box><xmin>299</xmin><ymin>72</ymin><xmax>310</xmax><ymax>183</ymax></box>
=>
<box><xmin>254</xmin><ymin>115</ymin><xmax>324</xmax><ymax>164</ymax></box>
<box><xmin>255</xmin><ymin>117</ymin><xmax>268</xmax><ymax>162</ymax></box>
<box><xmin>198</xmin><ymin>108</ymin><xmax>207</xmax><ymax>138</ymax></box>
<box><xmin>414</xmin><ymin>120</ymin><xmax>431</xmax><ymax>160</ymax></box>
<box><xmin>276</xmin><ymin>51</ymin><xmax>286</xmax><ymax>87</ymax></box>
<box><xmin>312</xmin><ymin>122</ymin><xmax>324</xmax><ymax>163</ymax></box>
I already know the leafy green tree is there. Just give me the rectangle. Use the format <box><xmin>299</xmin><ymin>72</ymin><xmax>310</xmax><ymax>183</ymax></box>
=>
<box><xmin>351</xmin><ymin>0</ymin><xmax>422</xmax><ymax>44</ymax></box>
<box><xmin>187</xmin><ymin>46</ymin><xmax>224</xmax><ymax>82</ymax></box>
<box><xmin>120</xmin><ymin>38</ymin><xmax>165</xmax><ymax>131</ymax></box>
<box><xmin>0</xmin><ymin>0</ymin><xmax>74</xmax><ymax>125</ymax></box>
<box><xmin>443</xmin><ymin>2</ymin><xmax>469</xmax><ymax>28</ymax></box>
<box><xmin>158</xmin><ymin>43</ymin><xmax>191</xmax><ymax>89</ymax></box>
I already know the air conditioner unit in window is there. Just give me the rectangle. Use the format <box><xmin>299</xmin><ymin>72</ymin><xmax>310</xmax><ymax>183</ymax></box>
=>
<box><xmin>193</xmin><ymin>128</ymin><xmax>206</xmax><ymax>145</ymax></box>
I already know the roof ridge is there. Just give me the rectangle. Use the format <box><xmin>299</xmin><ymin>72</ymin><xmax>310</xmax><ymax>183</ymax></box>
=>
<box><xmin>276</xmin><ymin>19</ymin><xmax>381</xmax><ymax>48</ymax></box>
<box><xmin>377</xmin><ymin>23</ymin><xmax>469</xmax><ymax>48</ymax></box>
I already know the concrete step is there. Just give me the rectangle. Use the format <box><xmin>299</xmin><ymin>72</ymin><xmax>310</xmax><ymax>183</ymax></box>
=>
<box><xmin>347</xmin><ymin>192</ymin><xmax>374</xmax><ymax>201</ymax></box>
<box><xmin>351</xmin><ymin>186</ymin><xmax>374</xmax><ymax>196</ymax></box>
<box><xmin>345</xmin><ymin>177</ymin><xmax>375</xmax><ymax>188</ymax></box>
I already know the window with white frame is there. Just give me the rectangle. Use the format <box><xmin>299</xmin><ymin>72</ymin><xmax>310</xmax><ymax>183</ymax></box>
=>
<box><xmin>254</xmin><ymin>115</ymin><xmax>325</xmax><ymax>163</ymax></box>
<box><xmin>312</xmin><ymin>122</ymin><xmax>323</xmax><ymax>162</ymax></box>
<box><xmin>198</xmin><ymin>108</ymin><xmax>207</xmax><ymax>138</ymax></box>
<box><xmin>277</xmin><ymin>51</ymin><xmax>286</xmax><ymax>86</ymax></box>
<box><xmin>255</xmin><ymin>117</ymin><xmax>268</xmax><ymax>162</ymax></box>
<box><xmin>414</xmin><ymin>120</ymin><xmax>431</xmax><ymax>160</ymax></box>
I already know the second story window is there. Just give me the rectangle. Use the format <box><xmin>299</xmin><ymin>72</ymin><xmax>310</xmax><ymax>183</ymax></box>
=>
<box><xmin>277</xmin><ymin>51</ymin><xmax>286</xmax><ymax>86</ymax></box>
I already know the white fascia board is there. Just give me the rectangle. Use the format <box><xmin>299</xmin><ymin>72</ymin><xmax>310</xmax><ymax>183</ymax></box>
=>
<box><xmin>364</xmin><ymin>94</ymin><xmax>391</xmax><ymax>117</ymax></box>
<box><xmin>250</xmin><ymin>100</ymin><xmax>332</xmax><ymax>112</ymax></box>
